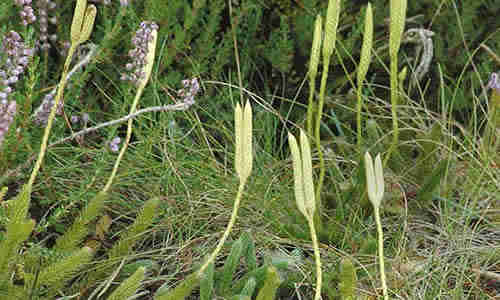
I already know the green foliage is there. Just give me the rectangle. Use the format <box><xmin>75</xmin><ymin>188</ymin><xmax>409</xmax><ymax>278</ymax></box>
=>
<box><xmin>200</xmin><ymin>261</ymin><xmax>214</xmax><ymax>300</ymax></box>
<box><xmin>108</xmin><ymin>197</ymin><xmax>160</xmax><ymax>259</ymax></box>
<box><xmin>414</xmin><ymin>123</ymin><xmax>444</xmax><ymax>182</ymax></box>
<box><xmin>0</xmin><ymin>193</ymin><xmax>158</xmax><ymax>299</ymax></box>
<box><xmin>0</xmin><ymin>0</ymin><xmax>497</xmax><ymax>299</ymax></box>
<box><xmin>154</xmin><ymin>272</ymin><xmax>201</xmax><ymax>300</ymax></box>
<box><xmin>84</xmin><ymin>197</ymin><xmax>160</xmax><ymax>285</ymax></box>
<box><xmin>0</xmin><ymin>185</ymin><xmax>33</xmax><ymax>287</ymax></box>
<box><xmin>218</xmin><ymin>238</ymin><xmax>245</xmax><ymax>295</ymax></box>
<box><xmin>338</xmin><ymin>257</ymin><xmax>357</xmax><ymax>300</ymax></box>
<box><xmin>107</xmin><ymin>266</ymin><xmax>145</xmax><ymax>300</ymax></box>
<box><xmin>231</xmin><ymin>259</ymin><xmax>285</xmax><ymax>293</ymax></box>
<box><xmin>54</xmin><ymin>191</ymin><xmax>107</xmax><ymax>253</ymax></box>
<box><xmin>35</xmin><ymin>247</ymin><xmax>94</xmax><ymax>295</ymax></box>
<box><xmin>0</xmin><ymin>219</ymin><xmax>34</xmax><ymax>285</ymax></box>
<box><xmin>415</xmin><ymin>158</ymin><xmax>449</xmax><ymax>205</ymax></box>
<box><xmin>241</xmin><ymin>232</ymin><xmax>257</xmax><ymax>272</ymax></box>
<box><xmin>255</xmin><ymin>266</ymin><xmax>281</xmax><ymax>300</ymax></box>
<box><xmin>261</xmin><ymin>15</ymin><xmax>294</xmax><ymax>74</ymax></box>
<box><xmin>157</xmin><ymin>233</ymin><xmax>292</xmax><ymax>299</ymax></box>
<box><xmin>239</xmin><ymin>276</ymin><xmax>257</xmax><ymax>297</ymax></box>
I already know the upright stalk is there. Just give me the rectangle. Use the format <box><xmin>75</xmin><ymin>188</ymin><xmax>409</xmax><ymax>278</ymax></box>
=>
<box><xmin>356</xmin><ymin>3</ymin><xmax>373</xmax><ymax>148</ymax></box>
<box><xmin>308</xmin><ymin>216</ymin><xmax>322</xmax><ymax>300</ymax></box>
<box><xmin>198</xmin><ymin>181</ymin><xmax>246</xmax><ymax>276</ymax></box>
<box><xmin>314</xmin><ymin>0</ymin><xmax>341</xmax><ymax>230</ymax></box>
<box><xmin>384</xmin><ymin>0</ymin><xmax>407</xmax><ymax>166</ymax></box>
<box><xmin>374</xmin><ymin>206</ymin><xmax>388</xmax><ymax>300</ymax></box>
<box><xmin>29</xmin><ymin>0</ymin><xmax>97</xmax><ymax>187</ymax></box>
<box><xmin>307</xmin><ymin>16</ymin><xmax>322</xmax><ymax>136</ymax></box>
<box><xmin>28</xmin><ymin>46</ymin><xmax>76</xmax><ymax>188</ymax></box>
<box><xmin>384</xmin><ymin>56</ymin><xmax>400</xmax><ymax>166</ymax></box>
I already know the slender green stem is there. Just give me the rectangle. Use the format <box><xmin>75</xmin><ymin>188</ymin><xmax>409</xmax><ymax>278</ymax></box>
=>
<box><xmin>374</xmin><ymin>206</ymin><xmax>388</xmax><ymax>300</ymax></box>
<box><xmin>103</xmin><ymin>82</ymin><xmax>145</xmax><ymax>192</ymax></box>
<box><xmin>314</xmin><ymin>56</ymin><xmax>331</xmax><ymax>228</ymax></box>
<box><xmin>384</xmin><ymin>55</ymin><xmax>399</xmax><ymax>167</ymax></box>
<box><xmin>356</xmin><ymin>86</ymin><xmax>363</xmax><ymax>148</ymax></box>
<box><xmin>198</xmin><ymin>179</ymin><xmax>247</xmax><ymax>276</ymax></box>
<box><xmin>28</xmin><ymin>45</ymin><xmax>77</xmax><ymax>188</ymax></box>
<box><xmin>307</xmin><ymin>84</ymin><xmax>316</xmax><ymax>136</ymax></box>
<box><xmin>483</xmin><ymin>92</ymin><xmax>500</xmax><ymax>156</ymax></box>
<box><xmin>308</xmin><ymin>216</ymin><xmax>322</xmax><ymax>300</ymax></box>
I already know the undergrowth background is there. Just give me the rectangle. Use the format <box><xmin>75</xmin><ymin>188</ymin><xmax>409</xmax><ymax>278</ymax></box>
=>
<box><xmin>0</xmin><ymin>0</ymin><xmax>499</xmax><ymax>299</ymax></box>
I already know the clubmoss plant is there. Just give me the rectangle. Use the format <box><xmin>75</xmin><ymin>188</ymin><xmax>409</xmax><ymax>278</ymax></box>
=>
<box><xmin>35</xmin><ymin>246</ymin><xmax>95</xmax><ymax>294</ymax></box>
<box><xmin>0</xmin><ymin>5</ymin><xmax>167</xmax><ymax>298</ymax></box>
<box><xmin>313</xmin><ymin>0</ymin><xmax>341</xmax><ymax>231</ymax></box>
<box><xmin>364</xmin><ymin>151</ymin><xmax>387</xmax><ymax>300</ymax></box>
<box><xmin>384</xmin><ymin>0</ymin><xmax>407</xmax><ymax>166</ymax></box>
<box><xmin>255</xmin><ymin>266</ymin><xmax>281</xmax><ymax>300</ymax></box>
<box><xmin>198</xmin><ymin>101</ymin><xmax>253</xmax><ymax>276</ymax></box>
<box><xmin>338</xmin><ymin>257</ymin><xmax>357</xmax><ymax>300</ymax></box>
<box><xmin>155</xmin><ymin>233</ymin><xmax>286</xmax><ymax>299</ymax></box>
<box><xmin>200</xmin><ymin>261</ymin><xmax>215</xmax><ymax>300</ymax></box>
<box><xmin>288</xmin><ymin>129</ymin><xmax>322</xmax><ymax>300</ymax></box>
<box><xmin>218</xmin><ymin>238</ymin><xmax>245</xmax><ymax>295</ymax></box>
<box><xmin>106</xmin><ymin>266</ymin><xmax>146</xmax><ymax>300</ymax></box>
<box><xmin>306</xmin><ymin>15</ymin><xmax>322</xmax><ymax>136</ymax></box>
<box><xmin>159</xmin><ymin>101</ymin><xmax>253</xmax><ymax>299</ymax></box>
<box><xmin>356</xmin><ymin>3</ymin><xmax>373</xmax><ymax>148</ymax></box>
<box><xmin>154</xmin><ymin>272</ymin><xmax>201</xmax><ymax>300</ymax></box>
<box><xmin>87</xmin><ymin>197</ymin><xmax>160</xmax><ymax>283</ymax></box>
<box><xmin>53</xmin><ymin>191</ymin><xmax>108</xmax><ymax>254</ymax></box>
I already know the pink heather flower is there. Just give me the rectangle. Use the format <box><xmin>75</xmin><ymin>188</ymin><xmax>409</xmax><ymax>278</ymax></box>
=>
<box><xmin>33</xmin><ymin>91</ymin><xmax>62</xmax><ymax>125</ymax></box>
<box><xmin>82</xmin><ymin>113</ymin><xmax>89</xmax><ymax>124</ymax></box>
<box><xmin>0</xmin><ymin>31</ymin><xmax>34</xmax><ymax>101</ymax></box>
<box><xmin>486</xmin><ymin>72</ymin><xmax>499</xmax><ymax>93</ymax></box>
<box><xmin>121</xmin><ymin>21</ymin><xmax>159</xmax><ymax>86</ymax></box>
<box><xmin>109</xmin><ymin>137</ymin><xmax>121</xmax><ymax>152</ymax></box>
<box><xmin>36</xmin><ymin>0</ymin><xmax>57</xmax><ymax>50</ymax></box>
<box><xmin>0</xmin><ymin>101</ymin><xmax>17</xmax><ymax>146</ymax></box>
<box><xmin>70</xmin><ymin>115</ymin><xmax>79</xmax><ymax>124</ymax></box>
<box><xmin>177</xmin><ymin>78</ymin><xmax>200</xmax><ymax>104</ymax></box>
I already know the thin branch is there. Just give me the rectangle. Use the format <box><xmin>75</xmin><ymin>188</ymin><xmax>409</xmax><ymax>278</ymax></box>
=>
<box><xmin>50</xmin><ymin>102</ymin><xmax>193</xmax><ymax>147</ymax></box>
<box><xmin>0</xmin><ymin>102</ymin><xmax>194</xmax><ymax>185</ymax></box>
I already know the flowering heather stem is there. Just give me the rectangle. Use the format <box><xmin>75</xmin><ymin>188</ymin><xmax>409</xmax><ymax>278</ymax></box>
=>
<box><xmin>0</xmin><ymin>101</ymin><xmax>17</xmax><ymax>146</ymax></box>
<box><xmin>32</xmin><ymin>43</ymin><xmax>97</xmax><ymax>125</ymax></box>
<box><xmin>103</xmin><ymin>21</ymin><xmax>158</xmax><ymax>192</ymax></box>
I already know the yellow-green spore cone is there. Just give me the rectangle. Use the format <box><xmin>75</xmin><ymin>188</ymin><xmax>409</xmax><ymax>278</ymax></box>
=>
<box><xmin>389</xmin><ymin>0</ymin><xmax>407</xmax><ymax>58</ymax></box>
<box><xmin>356</xmin><ymin>3</ymin><xmax>373</xmax><ymax>146</ymax></box>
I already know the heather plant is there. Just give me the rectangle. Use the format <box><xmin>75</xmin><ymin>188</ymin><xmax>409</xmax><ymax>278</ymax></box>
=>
<box><xmin>0</xmin><ymin>1</ymin><xmax>186</xmax><ymax>298</ymax></box>
<box><xmin>0</xmin><ymin>101</ymin><xmax>16</xmax><ymax>146</ymax></box>
<box><xmin>0</xmin><ymin>0</ymin><xmax>99</xmax><ymax>295</ymax></box>
<box><xmin>483</xmin><ymin>71</ymin><xmax>500</xmax><ymax>159</ymax></box>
